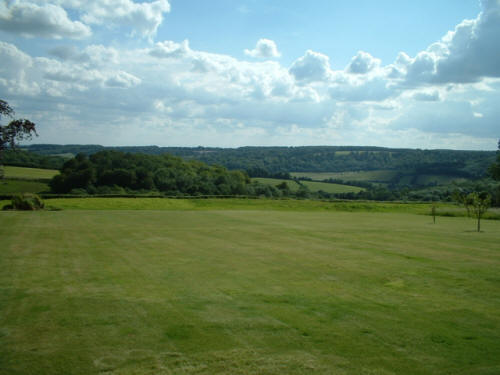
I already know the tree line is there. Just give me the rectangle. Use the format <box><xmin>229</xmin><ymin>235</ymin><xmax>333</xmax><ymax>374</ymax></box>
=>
<box><xmin>49</xmin><ymin>150</ymin><xmax>297</xmax><ymax>198</ymax></box>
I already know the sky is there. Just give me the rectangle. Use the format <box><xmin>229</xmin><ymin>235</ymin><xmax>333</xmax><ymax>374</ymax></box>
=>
<box><xmin>0</xmin><ymin>0</ymin><xmax>499</xmax><ymax>150</ymax></box>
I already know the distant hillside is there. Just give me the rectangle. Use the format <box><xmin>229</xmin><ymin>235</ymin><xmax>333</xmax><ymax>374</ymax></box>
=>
<box><xmin>21</xmin><ymin>144</ymin><xmax>496</xmax><ymax>183</ymax></box>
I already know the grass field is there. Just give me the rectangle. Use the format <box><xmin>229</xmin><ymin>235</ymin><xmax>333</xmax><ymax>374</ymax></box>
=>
<box><xmin>300</xmin><ymin>180</ymin><xmax>364</xmax><ymax>194</ymax></box>
<box><xmin>253</xmin><ymin>178</ymin><xmax>363</xmax><ymax>194</ymax></box>
<box><xmin>3</xmin><ymin>166</ymin><xmax>59</xmax><ymax>180</ymax></box>
<box><xmin>0</xmin><ymin>179</ymin><xmax>50</xmax><ymax>194</ymax></box>
<box><xmin>252</xmin><ymin>178</ymin><xmax>302</xmax><ymax>191</ymax></box>
<box><xmin>291</xmin><ymin>170</ymin><xmax>398</xmax><ymax>183</ymax></box>
<box><xmin>1</xmin><ymin>200</ymin><xmax>499</xmax><ymax>374</ymax></box>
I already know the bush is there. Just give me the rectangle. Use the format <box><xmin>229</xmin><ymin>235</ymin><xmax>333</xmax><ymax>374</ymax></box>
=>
<box><xmin>8</xmin><ymin>193</ymin><xmax>45</xmax><ymax>210</ymax></box>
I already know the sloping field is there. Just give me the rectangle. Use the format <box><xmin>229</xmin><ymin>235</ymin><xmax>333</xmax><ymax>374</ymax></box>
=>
<box><xmin>3</xmin><ymin>166</ymin><xmax>59</xmax><ymax>180</ymax></box>
<box><xmin>300</xmin><ymin>180</ymin><xmax>364</xmax><ymax>193</ymax></box>
<box><xmin>252</xmin><ymin>177</ymin><xmax>302</xmax><ymax>191</ymax></box>
<box><xmin>291</xmin><ymin>170</ymin><xmax>398</xmax><ymax>183</ymax></box>
<box><xmin>1</xmin><ymin>204</ymin><xmax>499</xmax><ymax>374</ymax></box>
<box><xmin>0</xmin><ymin>179</ymin><xmax>49</xmax><ymax>194</ymax></box>
<box><xmin>253</xmin><ymin>177</ymin><xmax>362</xmax><ymax>193</ymax></box>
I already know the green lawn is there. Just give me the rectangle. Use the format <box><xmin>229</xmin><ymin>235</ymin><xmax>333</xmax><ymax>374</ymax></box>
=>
<box><xmin>1</xmin><ymin>202</ymin><xmax>499</xmax><ymax>374</ymax></box>
<box><xmin>3</xmin><ymin>166</ymin><xmax>59</xmax><ymax>180</ymax></box>
<box><xmin>0</xmin><ymin>179</ymin><xmax>50</xmax><ymax>194</ymax></box>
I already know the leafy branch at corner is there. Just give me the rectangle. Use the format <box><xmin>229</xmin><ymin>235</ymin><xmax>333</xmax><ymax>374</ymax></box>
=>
<box><xmin>0</xmin><ymin>99</ymin><xmax>37</xmax><ymax>177</ymax></box>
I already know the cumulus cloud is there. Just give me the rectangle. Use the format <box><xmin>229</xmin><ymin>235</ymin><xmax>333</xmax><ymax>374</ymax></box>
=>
<box><xmin>149</xmin><ymin>40</ymin><xmax>191</xmax><ymax>59</ymax></box>
<box><xmin>346</xmin><ymin>51</ymin><xmax>380</xmax><ymax>74</ymax></box>
<box><xmin>398</xmin><ymin>0</ymin><xmax>500</xmax><ymax>86</ymax></box>
<box><xmin>244</xmin><ymin>39</ymin><xmax>281</xmax><ymax>59</ymax></box>
<box><xmin>78</xmin><ymin>0</ymin><xmax>170</xmax><ymax>38</ymax></box>
<box><xmin>289</xmin><ymin>50</ymin><xmax>332</xmax><ymax>83</ymax></box>
<box><xmin>412</xmin><ymin>90</ymin><xmax>441</xmax><ymax>101</ymax></box>
<box><xmin>0</xmin><ymin>1</ymin><xmax>91</xmax><ymax>39</ymax></box>
<box><xmin>105</xmin><ymin>71</ymin><xmax>141</xmax><ymax>88</ymax></box>
<box><xmin>49</xmin><ymin>45</ymin><xmax>91</xmax><ymax>62</ymax></box>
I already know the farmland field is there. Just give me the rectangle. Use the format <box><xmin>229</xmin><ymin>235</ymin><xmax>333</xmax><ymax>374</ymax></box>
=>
<box><xmin>291</xmin><ymin>170</ymin><xmax>398</xmax><ymax>183</ymax></box>
<box><xmin>1</xmin><ymin>199</ymin><xmax>499</xmax><ymax>374</ymax></box>
<box><xmin>252</xmin><ymin>178</ymin><xmax>302</xmax><ymax>191</ymax></box>
<box><xmin>0</xmin><ymin>179</ymin><xmax>49</xmax><ymax>194</ymax></box>
<box><xmin>300</xmin><ymin>180</ymin><xmax>364</xmax><ymax>194</ymax></box>
<box><xmin>3</xmin><ymin>166</ymin><xmax>59</xmax><ymax>180</ymax></box>
<box><xmin>253</xmin><ymin>178</ymin><xmax>363</xmax><ymax>193</ymax></box>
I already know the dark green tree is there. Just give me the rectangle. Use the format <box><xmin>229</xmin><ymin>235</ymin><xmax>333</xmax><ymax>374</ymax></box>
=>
<box><xmin>488</xmin><ymin>140</ymin><xmax>500</xmax><ymax>180</ymax></box>
<box><xmin>0</xmin><ymin>100</ymin><xmax>37</xmax><ymax>178</ymax></box>
<box><xmin>468</xmin><ymin>192</ymin><xmax>491</xmax><ymax>232</ymax></box>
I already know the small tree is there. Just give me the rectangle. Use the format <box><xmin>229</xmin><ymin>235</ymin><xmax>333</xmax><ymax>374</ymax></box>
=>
<box><xmin>0</xmin><ymin>99</ymin><xmax>37</xmax><ymax>177</ymax></box>
<box><xmin>468</xmin><ymin>192</ymin><xmax>491</xmax><ymax>232</ymax></box>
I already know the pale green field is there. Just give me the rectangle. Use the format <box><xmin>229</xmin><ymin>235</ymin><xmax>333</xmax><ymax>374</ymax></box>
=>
<box><xmin>300</xmin><ymin>180</ymin><xmax>364</xmax><ymax>194</ymax></box>
<box><xmin>252</xmin><ymin>178</ymin><xmax>302</xmax><ymax>191</ymax></box>
<box><xmin>0</xmin><ymin>179</ymin><xmax>49</xmax><ymax>194</ymax></box>
<box><xmin>1</xmin><ymin>200</ymin><xmax>499</xmax><ymax>374</ymax></box>
<box><xmin>3</xmin><ymin>165</ymin><xmax>59</xmax><ymax>180</ymax></box>
<box><xmin>253</xmin><ymin>178</ymin><xmax>363</xmax><ymax>193</ymax></box>
<box><xmin>291</xmin><ymin>170</ymin><xmax>398</xmax><ymax>182</ymax></box>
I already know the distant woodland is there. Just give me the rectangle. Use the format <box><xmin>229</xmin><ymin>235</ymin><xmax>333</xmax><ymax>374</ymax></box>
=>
<box><xmin>2</xmin><ymin>144</ymin><xmax>498</xmax><ymax>204</ymax></box>
<box><xmin>17</xmin><ymin>144</ymin><xmax>496</xmax><ymax>177</ymax></box>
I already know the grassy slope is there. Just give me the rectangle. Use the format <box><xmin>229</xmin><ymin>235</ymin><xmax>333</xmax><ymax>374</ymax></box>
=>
<box><xmin>1</xmin><ymin>204</ymin><xmax>499</xmax><ymax>374</ymax></box>
<box><xmin>253</xmin><ymin>177</ymin><xmax>363</xmax><ymax>193</ymax></box>
<box><xmin>3</xmin><ymin>166</ymin><xmax>59</xmax><ymax>180</ymax></box>
<box><xmin>291</xmin><ymin>170</ymin><xmax>398</xmax><ymax>182</ymax></box>
<box><xmin>0</xmin><ymin>179</ymin><xmax>49</xmax><ymax>194</ymax></box>
<box><xmin>300</xmin><ymin>180</ymin><xmax>364</xmax><ymax>194</ymax></box>
<box><xmin>252</xmin><ymin>178</ymin><xmax>302</xmax><ymax>191</ymax></box>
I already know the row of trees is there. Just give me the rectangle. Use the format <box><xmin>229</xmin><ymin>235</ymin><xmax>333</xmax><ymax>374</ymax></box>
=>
<box><xmin>23</xmin><ymin>143</ymin><xmax>496</xmax><ymax>180</ymax></box>
<box><xmin>49</xmin><ymin>150</ymin><xmax>311</xmax><ymax>199</ymax></box>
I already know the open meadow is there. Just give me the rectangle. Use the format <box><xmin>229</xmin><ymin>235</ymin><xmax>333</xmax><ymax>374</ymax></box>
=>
<box><xmin>1</xmin><ymin>198</ymin><xmax>499</xmax><ymax>374</ymax></box>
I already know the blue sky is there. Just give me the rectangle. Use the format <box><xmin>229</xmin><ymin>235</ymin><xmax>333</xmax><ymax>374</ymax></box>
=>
<box><xmin>0</xmin><ymin>0</ymin><xmax>499</xmax><ymax>149</ymax></box>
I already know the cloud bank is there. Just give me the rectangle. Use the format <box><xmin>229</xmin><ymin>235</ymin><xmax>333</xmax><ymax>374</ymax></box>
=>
<box><xmin>0</xmin><ymin>0</ymin><xmax>499</xmax><ymax>150</ymax></box>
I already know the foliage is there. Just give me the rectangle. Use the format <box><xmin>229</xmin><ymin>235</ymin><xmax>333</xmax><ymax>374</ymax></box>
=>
<box><xmin>2</xmin><ymin>149</ymin><xmax>65</xmax><ymax>170</ymax></box>
<box><xmin>3</xmin><ymin>193</ymin><xmax>44</xmax><ymax>210</ymax></box>
<box><xmin>488</xmin><ymin>139</ymin><xmax>500</xmax><ymax>180</ymax></box>
<box><xmin>0</xmin><ymin>100</ymin><xmax>37</xmax><ymax>163</ymax></box>
<box><xmin>49</xmin><ymin>150</ymin><xmax>260</xmax><ymax>197</ymax></box>
<box><xmin>469</xmin><ymin>191</ymin><xmax>491</xmax><ymax>232</ymax></box>
<box><xmin>24</xmin><ymin>144</ymin><xmax>496</xmax><ymax>182</ymax></box>
<box><xmin>0</xmin><ymin>100</ymin><xmax>37</xmax><ymax>183</ymax></box>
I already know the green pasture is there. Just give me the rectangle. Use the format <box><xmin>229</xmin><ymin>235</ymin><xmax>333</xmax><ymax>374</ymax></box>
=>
<box><xmin>300</xmin><ymin>180</ymin><xmax>364</xmax><ymax>194</ymax></box>
<box><xmin>1</xmin><ymin>202</ymin><xmax>499</xmax><ymax>374</ymax></box>
<box><xmin>291</xmin><ymin>170</ymin><xmax>398</xmax><ymax>183</ymax></box>
<box><xmin>252</xmin><ymin>178</ymin><xmax>302</xmax><ymax>191</ymax></box>
<box><xmin>0</xmin><ymin>179</ymin><xmax>49</xmax><ymax>194</ymax></box>
<box><xmin>2</xmin><ymin>166</ymin><xmax>59</xmax><ymax>180</ymax></box>
<box><xmin>253</xmin><ymin>177</ymin><xmax>362</xmax><ymax>194</ymax></box>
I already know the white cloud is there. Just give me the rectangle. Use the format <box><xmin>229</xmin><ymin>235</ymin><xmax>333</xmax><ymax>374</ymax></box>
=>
<box><xmin>398</xmin><ymin>0</ymin><xmax>500</xmax><ymax>86</ymax></box>
<box><xmin>244</xmin><ymin>38</ymin><xmax>281</xmax><ymax>59</ymax></box>
<box><xmin>412</xmin><ymin>90</ymin><xmax>441</xmax><ymax>102</ymax></box>
<box><xmin>2</xmin><ymin>0</ymin><xmax>500</xmax><ymax>150</ymax></box>
<box><xmin>149</xmin><ymin>40</ymin><xmax>190</xmax><ymax>59</ymax></box>
<box><xmin>289</xmin><ymin>50</ymin><xmax>332</xmax><ymax>83</ymax></box>
<box><xmin>78</xmin><ymin>0</ymin><xmax>170</xmax><ymax>38</ymax></box>
<box><xmin>346</xmin><ymin>51</ymin><xmax>381</xmax><ymax>74</ymax></box>
<box><xmin>0</xmin><ymin>1</ymin><xmax>91</xmax><ymax>39</ymax></box>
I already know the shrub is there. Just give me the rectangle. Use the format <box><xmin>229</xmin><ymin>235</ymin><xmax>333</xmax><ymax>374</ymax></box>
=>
<box><xmin>10</xmin><ymin>193</ymin><xmax>45</xmax><ymax>210</ymax></box>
